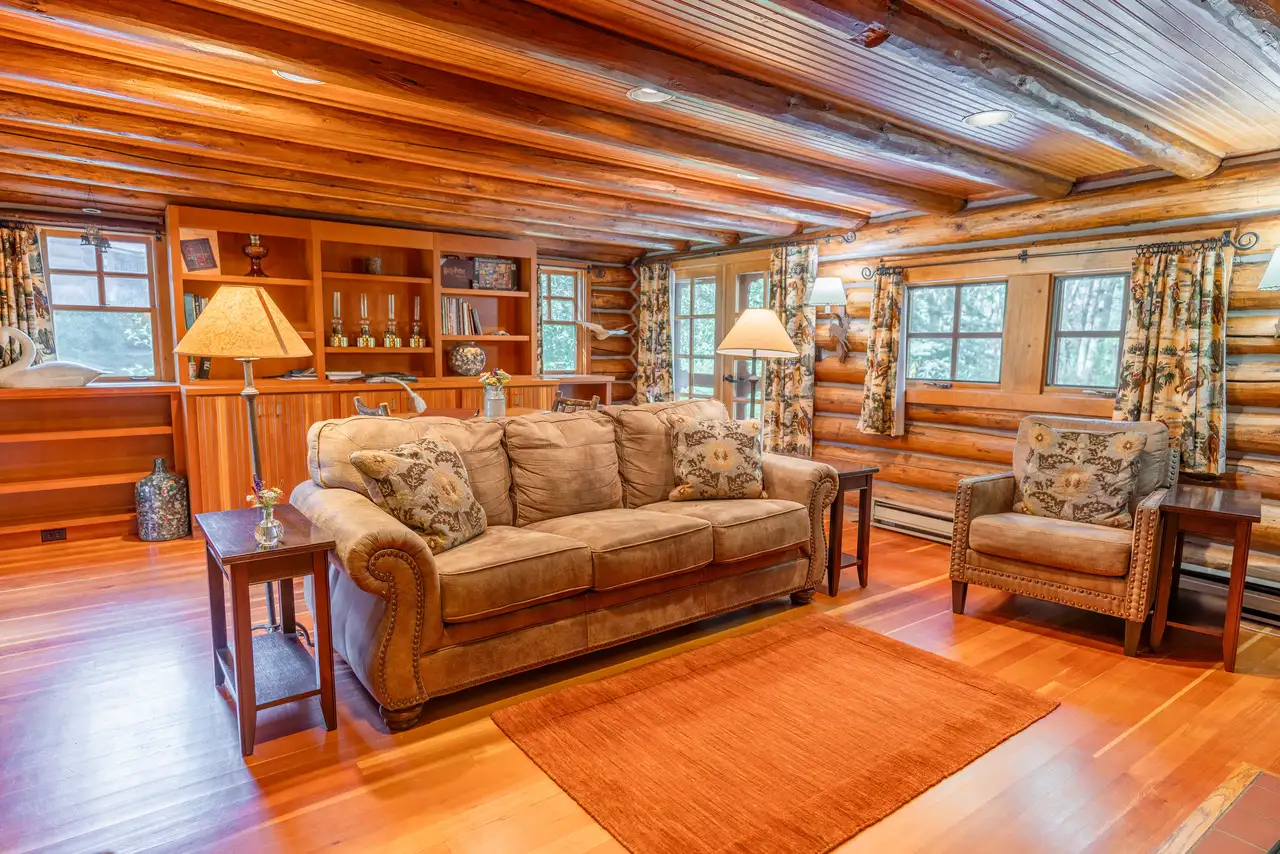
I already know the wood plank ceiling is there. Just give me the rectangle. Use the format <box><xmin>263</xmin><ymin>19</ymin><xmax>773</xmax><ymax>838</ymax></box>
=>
<box><xmin>0</xmin><ymin>0</ymin><xmax>1277</xmax><ymax>262</ymax></box>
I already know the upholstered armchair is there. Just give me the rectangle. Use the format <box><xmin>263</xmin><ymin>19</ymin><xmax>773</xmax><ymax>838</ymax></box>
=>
<box><xmin>949</xmin><ymin>416</ymin><xmax>1179</xmax><ymax>655</ymax></box>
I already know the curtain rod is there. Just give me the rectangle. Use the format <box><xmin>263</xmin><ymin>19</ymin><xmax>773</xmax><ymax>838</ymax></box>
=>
<box><xmin>860</xmin><ymin>230</ymin><xmax>1259</xmax><ymax>280</ymax></box>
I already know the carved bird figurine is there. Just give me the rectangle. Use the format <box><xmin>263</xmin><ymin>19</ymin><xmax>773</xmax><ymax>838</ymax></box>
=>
<box><xmin>574</xmin><ymin>320</ymin><xmax>633</xmax><ymax>340</ymax></box>
<box><xmin>827</xmin><ymin>315</ymin><xmax>852</xmax><ymax>363</ymax></box>
<box><xmin>0</xmin><ymin>326</ymin><xmax>102</xmax><ymax>388</ymax></box>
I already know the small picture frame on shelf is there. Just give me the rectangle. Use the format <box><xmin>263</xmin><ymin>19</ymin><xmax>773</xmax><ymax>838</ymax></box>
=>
<box><xmin>473</xmin><ymin>257</ymin><xmax>517</xmax><ymax>291</ymax></box>
<box><xmin>441</xmin><ymin>256</ymin><xmax>475</xmax><ymax>289</ymax></box>
<box><xmin>179</xmin><ymin>228</ymin><xmax>221</xmax><ymax>275</ymax></box>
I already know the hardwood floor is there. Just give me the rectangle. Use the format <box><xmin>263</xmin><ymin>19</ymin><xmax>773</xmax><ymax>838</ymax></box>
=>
<box><xmin>3</xmin><ymin>525</ymin><xmax>1280</xmax><ymax>853</ymax></box>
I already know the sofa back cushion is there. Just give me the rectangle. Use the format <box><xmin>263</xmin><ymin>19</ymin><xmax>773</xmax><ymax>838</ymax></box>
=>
<box><xmin>504</xmin><ymin>411</ymin><xmax>622</xmax><ymax>525</ymax></box>
<box><xmin>604</xmin><ymin>399</ymin><xmax>730</xmax><ymax>508</ymax></box>
<box><xmin>307</xmin><ymin>415</ymin><xmax>513</xmax><ymax>525</ymax></box>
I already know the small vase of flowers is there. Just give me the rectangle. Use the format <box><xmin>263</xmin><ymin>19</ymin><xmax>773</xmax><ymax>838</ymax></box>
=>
<box><xmin>247</xmin><ymin>475</ymin><xmax>285</xmax><ymax>548</ymax></box>
<box><xmin>478</xmin><ymin>369</ymin><xmax>511</xmax><ymax>418</ymax></box>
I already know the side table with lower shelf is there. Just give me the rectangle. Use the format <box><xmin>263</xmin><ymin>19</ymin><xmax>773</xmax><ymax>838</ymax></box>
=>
<box><xmin>1151</xmin><ymin>483</ymin><xmax>1261</xmax><ymax>672</ymax></box>
<box><xmin>197</xmin><ymin>504</ymin><xmax>338</xmax><ymax>756</ymax></box>
<box><xmin>825</xmin><ymin>466</ymin><xmax>879</xmax><ymax>596</ymax></box>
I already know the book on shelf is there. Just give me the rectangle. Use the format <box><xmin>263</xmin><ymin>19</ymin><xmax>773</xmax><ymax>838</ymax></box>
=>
<box><xmin>440</xmin><ymin>296</ymin><xmax>484</xmax><ymax>336</ymax></box>
<box><xmin>366</xmin><ymin>372</ymin><xmax>419</xmax><ymax>383</ymax></box>
<box><xmin>182</xmin><ymin>293</ymin><xmax>212</xmax><ymax>379</ymax></box>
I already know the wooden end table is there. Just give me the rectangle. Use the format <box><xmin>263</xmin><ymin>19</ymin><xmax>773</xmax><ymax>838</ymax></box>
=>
<box><xmin>197</xmin><ymin>504</ymin><xmax>338</xmax><ymax>756</ymax></box>
<box><xmin>1151</xmin><ymin>483</ymin><xmax>1261</xmax><ymax>672</ymax></box>
<box><xmin>826</xmin><ymin>466</ymin><xmax>878</xmax><ymax>596</ymax></box>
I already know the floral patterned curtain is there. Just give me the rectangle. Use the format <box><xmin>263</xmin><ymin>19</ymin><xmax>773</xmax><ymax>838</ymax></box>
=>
<box><xmin>1</xmin><ymin>224</ymin><xmax>55</xmax><ymax>367</ymax></box>
<box><xmin>761</xmin><ymin>244</ymin><xmax>816</xmax><ymax>456</ymax></box>
<box><xmin>635</xmin><ymin>261</ymin><xmax>674</xmax><ymax>403</ymax></box>
<box><xmin>858</xmin><ymin>267</ymin><xmax>905</xmax><ymax>437</ymax></box>
<box><xmin>1113</xmin><ymin>244</ymin><xmax>1228</xmax><ymax>474</ymax></box>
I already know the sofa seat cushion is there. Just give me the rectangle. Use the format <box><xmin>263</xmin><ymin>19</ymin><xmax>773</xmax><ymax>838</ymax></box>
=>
<box><xmin>434</xmin><ymin>525</ymin><xmax>593</xmax><ymax>623</ymax></box>
<box><xmin>968</xmin><ymin>512</ymin><xmax>1132</xmax><ymax>578</ymax></box>
<box><xmin>525</xmin><ymin>509</ymin><xmax>713</xmax><ymax>591</ymax></box>
<box><xmin>643</xmin><ymin>499</ymin><xmax>808</xmax><ymax>563</ymax></box>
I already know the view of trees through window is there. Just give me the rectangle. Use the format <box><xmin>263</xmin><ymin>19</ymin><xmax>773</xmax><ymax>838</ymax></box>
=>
<box><xmin>42</xmin><ymin>233</ymin><xmax>156</xmax><ymax>377</ymax></box>
<box><xmin>1048</xmin><ymin>274</ymin><xmax>1128</xmax><ymax>388</ymax></box>
<box><xmin>539</xmin><ymin>268</ymin><xmax>580</xmax><ymax>373</ymax></box>
<box><xmin>905</xmin><ymin>282</ymin><xmax>1006</xmax><ymax>383</ymax></box>
<box><xmin>673</xmin><ymin>275</ymin><xmax>717</xmax><ymax>399</ymax></box>
<box><xmin>729</xmin><ymin>272</ymin><xmax>766</xmax><ymax>417</ymax></box>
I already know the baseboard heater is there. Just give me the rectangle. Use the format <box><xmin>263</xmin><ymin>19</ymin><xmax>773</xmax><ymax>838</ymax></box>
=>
<box><xmin>869</xmin><ymin>497</ymin><xmax>953</xmax><ymax>544</ymax></box>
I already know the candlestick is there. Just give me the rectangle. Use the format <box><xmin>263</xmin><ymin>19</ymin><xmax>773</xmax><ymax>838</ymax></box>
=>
<box><xmin>408</xmin><ymin>294</ymin><xmax>426</xmax><ymax>348</ymax></box>
<box><xmin>383</xmin><ymin>292</ymin><xmax>401</xmax><ymax>348</ymax></box>
<box><xmin>356</xmin><ymin>291</ymin><xmax>376</xmax><ymax>348</ymax></box>
<box><xmin>329</xmin><ymin>290</ymin><xmax>348</xmax><ymax>347</ymax></box>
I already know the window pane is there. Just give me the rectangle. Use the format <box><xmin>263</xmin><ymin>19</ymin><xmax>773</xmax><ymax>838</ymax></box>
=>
<box><xmin>740</xmin><ymin>273</ymin><xmax>765</xmax><ymax>309</ymax></box>
<box><xmin>541</xmin><ymin>323</ymin><xmax>577</xmax><ymax>372</ymax></box>
<box><xmin>907</xmin><ymin>337</ymin><xmax>952</xmax><ymax>380</ymax></box>
<box><xmin>692</xmin><ymin>318</ymin><xmax>716</xmax><ymax>355</ymax></box>
<box><xmin>675</xmin><ymin>280</ymin><xmax>691</xmax><ymax>315</ymax></box>
<box><xmin>956</xmin><ymin>338</ymin><xmax>1002</xmax><ymax>382</ymax></box>
<box><xmin>959</xmin><ymin>284</ymin><xmax>1005</xmax><ymax>333</ymax></box>
<box><xmin>693</xmin><ymin>278</ymin><xmax>716</xmax><ymax>315</ymax></box>
<box><xmin>1057</xmin><ymin>275</ymin><xmax>1126</xmax><ymax>332</ymax></box>
<box><xmin>674</xmin><ymin>318</ymin><xmax>690</xmax><ymax>355</ymax></box>
<box><xmin>49</xmin><ymin>273</ymin><xmax>99</xmax><ymax>306</ymax></box>
<box><xmin>46</xmin><ymin>236</ymin><xmax>96</xmax><ymax>271</ymax></box>
<box><xmin>549</xmin><ymin>299</ymin><xmax>574</xmax><ymax>321</ymax></box>
<box><xmin>549</xmin><ymin>273</ymin><xmax>575</xmax><ymax>297</ymax></box>
<box><xmin>1053</xmin><ymin>336</ymin><xmax>1121</xmax><ymax>387</ymax></box>
<box><xmin>53</xmin><ymin>310</ymin><xmax>154</xmax><ymax>377</ymax></box>
<box><xmin>692</xmin><ymin>358</ymin><xmax>716</xmax><ymax>397</ymax></box>
<box><xmin>103</xmin><ymin>241</ymin><xmax>149</xmax><ymax>274</ymax></box>
<box><xmin>105</xmin><ymin>276</ymin><xmax>150</xmax><ymax>308</ymax></box>
<box><xmin>908</xmin><ymin>286</ymin><xmax>955</xmax><ymax>333</ymax></box>
<box><xmin>674</xmin><ymin>357</ymin><xmax>690</xmax><ymax>397</ymax></box>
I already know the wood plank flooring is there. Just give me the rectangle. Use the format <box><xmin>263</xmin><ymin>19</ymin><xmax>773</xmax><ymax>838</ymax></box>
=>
<box><xmin>3</xmin><ymin>525</ymin><xmax>1280</xmax><ymax>853</ymax></box>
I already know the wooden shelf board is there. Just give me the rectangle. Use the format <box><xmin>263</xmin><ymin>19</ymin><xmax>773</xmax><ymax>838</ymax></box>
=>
<box><xmin>181</xmin><ymin>274</ymin><xmax>313</xmax><ymax>287</ymax></box>
<box><xmin>440</xmin><ymin>288</ymin><xmax>529</xmax><ymax>298</ymax></box>
<box><xmin>324</xmin><ymin>347</ymin><xmax>434</xmax><ymax>354</ymax></box>
<box><xmin>0</xmin><ymin>383</ymin><xmax>179</xmax><ymax>400</ymax></box>
<box><xmin>180</xmin><ymin>377</ymin><xmax>557</xmax><ymax>395</ymax></box>
<box><xmin>0</xmin><ymin>426</ymin><xmax>172</xmax><ymax>444</ymax></box>
<box><xmin>0</xmin><ymin>472</ymin><xmax>151</xmax><ymax>495</ymax></box>
<box><xmin>440</xmin><ymin>334</ymin><xmax>530</xmax><ymax>342</ymax></box>
<box><xmin>323</xmin><ymin>272</ymin><xmax>432</xmax><ymax>284</ymax></box>
<box><xmin>0</xmin><ymin>512</ymin><xmax>135</xmax><ymax>537</ymax></box>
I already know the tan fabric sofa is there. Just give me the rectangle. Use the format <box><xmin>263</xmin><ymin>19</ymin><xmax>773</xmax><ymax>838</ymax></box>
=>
<box><xmin>291</xmin><ymin>399</ymin><xmax>838</xmax><ymax>730</ymax></box>
<box><xmin>949</xmin><ymin>415</ymin><xmax>1178</xmax><ymax>655</ymax></box>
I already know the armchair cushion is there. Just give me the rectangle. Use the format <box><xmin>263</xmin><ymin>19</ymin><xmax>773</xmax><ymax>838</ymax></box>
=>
<box><xmin>969</xmin><ymin>512</ymin><xmax>1132</xmax><ymax>577</ymax></box>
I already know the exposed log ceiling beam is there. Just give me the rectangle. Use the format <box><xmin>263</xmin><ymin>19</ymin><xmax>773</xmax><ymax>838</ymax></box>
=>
<box><xmin>759</xmin><ymin>0</ymin><xmax>1222</xmax><ymax>179</ymax></box>
<box><xmin>182</xmin><ymin>0</ymin><xmax>1071</xmax><ymax>200</ymax></box>
<box><xmin>0</xmin><ymin>2</ymin><xmax>963</xmax><ymax>214</ymax></box>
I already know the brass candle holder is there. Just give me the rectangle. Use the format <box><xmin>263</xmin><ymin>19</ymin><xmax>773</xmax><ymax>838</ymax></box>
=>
<box><xmin>329</xmin><ymin>290</ymin><xmax>349</xmax><ymax>348</ymax></box>
<box><xmin>356</xmin><ymin>292</ymin><xmax>376</xmax><ymax>348</ymax></box>
<box><xmin>383</xmin><ymin>293</ymin><xmax>402</xmax><ymax>349</ymax></box>
<box><xmin>408</xmin><ymin>295</ymin><xmax>427</xmax><ymax>348</ymax></box>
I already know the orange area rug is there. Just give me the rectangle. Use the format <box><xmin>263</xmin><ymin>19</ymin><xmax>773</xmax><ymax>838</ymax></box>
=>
<box><xmin>492</xmin><ymin>614</ymin><xmax>1057</xmax><ymax>854</ymax></box>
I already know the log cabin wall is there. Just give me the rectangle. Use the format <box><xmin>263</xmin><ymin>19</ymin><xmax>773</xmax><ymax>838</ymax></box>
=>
<box><xmin>812</xmin><ymin>217</ymin><xmax>1280</xmax><ymax>586</ymax></box>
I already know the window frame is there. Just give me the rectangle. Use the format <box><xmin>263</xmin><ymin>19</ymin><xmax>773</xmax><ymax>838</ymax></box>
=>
<box><xmin>1045</xmin><ymin>272</ymin><xmax>1131</xmax><ymax>391</ymax></box>
<box><xmin>903</xmin><ymin>281</ymin><xmax>1008</xmax><ymax>385</ymax></box>
<box><xmin>671</xmin><ymin>270</ymin><xmax>720</xmax><ymax>401</ymax></box>
<box><xmin>538</xmin><ymin>266</ymin><xmax>587</xmax><ymax>375</ymax></box>
<box><xmin>38</xmin><ymin>228</ymin><xmax>162</xmax><ymax>381</ymax></box>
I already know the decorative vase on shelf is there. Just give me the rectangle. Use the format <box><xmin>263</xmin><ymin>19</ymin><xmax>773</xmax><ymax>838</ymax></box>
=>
<box><xmin>483</xmin><ymin>385</ymin><xmax>507</xmax><ymax>419</ymax></box>
<box><xmin>255</xmin><ymin>505</ymin><xmax>284</xmax><ymax>548</ymax></box>
<box><xmin>135</xmin><ymin>458</ymin><xmax>191</xmax><ymax>542</ymax></box>
<box><xmin>448</xmin><ymin>341</ymin><xmax>486</xmax><ymax>376</ymax></box>
<box><xmin>242</xmin><ymin>233</ymin><xmax>269</xmax><ymax>278</ymax></box>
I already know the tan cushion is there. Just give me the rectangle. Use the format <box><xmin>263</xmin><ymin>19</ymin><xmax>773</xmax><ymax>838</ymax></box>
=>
<box><xmin>349</xmin><ymin>431</ymin><xmax>486</xmax><ymax>554</ymax></box>
<box><xmin>968</xmin><ymin>512</ymin><xmax>1133</xmax><ymax>577</ymax></box>
<box><xmin>643</xmin><ymin>499</ymin><xmax>808</xmax><ymax>563</ymax></box>
<box><xmin>525</xmin><ymin>508</ymin><xmax>713</xmax><ymax>590</ymax></box>
<box><xmin>1013</xmin><ymin>422</ymin><xmax>1146</xmax><ymax>529</ymax></box>
<box><xmin>1014</xmin><ymin>416</ymin><xmax>1171</xmax><ymax>509</ymax></box>
<box><xmin>308</xmin><ymin>415</ymin><xmax>512</xmax><ymax>525</ymax></box>
<box><xmin>504</xmin><ymin>411</ymin><xmax>623</xmax><ymax>525</ymax></box>
<box><xmin>603</xmin><ymin>399</ymin><xmax>730</xmax><ymax>508</ymax></box>
<box><xmin>668</xmin><ymin>416</ymin><xmax>765</xmax><ymax>501</ymax></box>
<box><xmin>434</xmin><ymin>525</ymin><xmax>593</xmax><ymax>622</ymax></box>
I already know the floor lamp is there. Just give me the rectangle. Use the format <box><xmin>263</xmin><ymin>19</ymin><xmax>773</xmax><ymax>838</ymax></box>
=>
<box><xmin>717</xmin><ymin>308</ymin><xmax>798</xmax><ymax>420</ymax></box>
<box><xmin>175</xmin><ymin>285</ymin><xmax>312</xmax><ymax>630</ymax></box>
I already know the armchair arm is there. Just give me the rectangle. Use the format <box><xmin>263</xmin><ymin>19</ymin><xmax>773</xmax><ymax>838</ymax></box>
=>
<box><xmin>950</xmin><ymin>472</ymin><xmax>1016</xmax><ymax>581</ymax></box>
<box><xmin>291</xmin><ymin>480</ymin><xmax>440</xmax><ymax>709</ymax></box>
<box><xmin>1124</xmin><ymin>486</ymin><xmax>1169</xmax><ymax>622</ymax></box>
<box><xmin>762</xmin><ymin>453</ymin><xmax>838</xmax><ymax>589</ymax></box>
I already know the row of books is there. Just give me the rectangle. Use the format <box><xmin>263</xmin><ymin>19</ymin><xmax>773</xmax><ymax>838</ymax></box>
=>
<box><xmin>441</xmin><ymin>297</ymin><xmax>483</xmax><ymax>336</ymax></box>
<box><xmin>182</xmin><ymin>293</ymin><xmax>212</xmax><ymax>379</ymax></box>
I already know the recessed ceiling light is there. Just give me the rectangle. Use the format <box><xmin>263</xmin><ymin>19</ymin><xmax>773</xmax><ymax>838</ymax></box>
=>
<box><xmin>273</xmin><ymin>69</ymin><xmax>324</xmax><ymax>85</ymax></box>
<box><xmin>736</xmin><ymin>173</ymin><xmax>761</xmax><ymax>180</ymax></box>
<box><xmin>626</xmin><ymin>86</ymin><xmax>674</xmax><ymax>104</ymax></box>
<box><xmin>963</xmin><ymin>109</ymin><xmax>1014</xmax><ymax>127</ymax></box>
<box><xmin>81</xmin><ymin>207</ymin><xmax>101</xmax><ymax>215</ymax></box>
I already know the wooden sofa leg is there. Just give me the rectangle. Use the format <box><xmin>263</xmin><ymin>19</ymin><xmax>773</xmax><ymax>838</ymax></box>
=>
<box><xmin>380</xmin><ymin>703</ymin><xmax>424</xmax><ymax>732</ymax></box>
<box><xmin>1124</xmin><ymin>620</ymin><xmax>1143</xmax><ymax>657</ymax></box>
<box><xmin>790</xmin><ymin>589</ymin><xmax>816</xmax><ymax>605</ymax></box>
<box><xmin>951</xmin><ymin>581</ymin><xmax>967</xmax><ymax>615</ymax></box>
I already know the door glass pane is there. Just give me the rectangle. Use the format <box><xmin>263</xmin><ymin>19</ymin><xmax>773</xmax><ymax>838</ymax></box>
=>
<box><xmin>674</xmin><ymin>318</ymin><xmax>690</xmax><ymax>355</ymax></box>
<box><xmin>739</xmin><ymin>273</ymin><xmax>766</xmax><ymax>310</ymax></box>
<box><xmin>907</xmin><ymin>337</ymin><xmax>952</xmax><ymax>380</ymax></box>
<box><xmin>1057</xmin><ymin>275</ymin><xmax>1126</xmax><ymax>331</ymax></box>
<box><xmin>958</xmin><ymin>284</ymin><xmax>1005</xmax><ymax>332</ymax></box>
<box><xmin>692</xmin><ymin>357</ymin><xmax>716</xmax><ymax>397</ymax></box>
<box><xmin>692</xmin><ymin>318</ymin><xmax>716</xmax><ymax>355</ymax></box>
<box><xmin>103</xmin><ymin>241</ymin><xmax>149</xmax><ymax>274</ymax></box>
<box><xmin>46</xmin><ymin>236</ymin><xmax>96</xmax><ymax>271</ymax></box>
<box><xmin>49</xmin><ymin>273</ymin><xmax>98</xmax><ymax>306</ymax></box>
<box><xmin>908</xmin><ymin>286</ymin><xmax>955</xmax><ymax>333</ymax></box>
<box><xmin>675</xmin><ymin>280</ymin><xmax>691</xmax><ymax>315</ymax></box>
<box><xmin>956</xmin><ymin>339</ymin><xmax>1002</xmax><ymax>382</ymax></box>
<box><xmin>1054</xmin><ymin>337</ymin><xmax>1121</xmax><ymax>387</ymax></box>
<box><xmin>693</xmin><ymin>278</ymin><xmax>716</xmax><ymax>314</ymax></box>
<box><xmin>53</xmin><ymin>309</ymin><xmax>154</xmax><ymax>376</ymax></box>
<box><xmin>673</xmin><ymin>357</ymin><xmax>690</xmax><ymax>396</ymax></box>
<box><xmin>105</xmin><ymin>277</ymin><xmax>150</xmax><ymax>308</ymax></box>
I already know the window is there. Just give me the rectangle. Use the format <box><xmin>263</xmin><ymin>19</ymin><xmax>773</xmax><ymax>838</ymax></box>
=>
<box><xmin>1047</xmin><ymin>273</ymin><xmax>1128</xmax><ymax>388</ymax></box>
<box><xmin>728</xmin><ymin>271</ymin><xmax>767</xmax><ymax>417</ymax></box>
<box><xmin>905</xmin><ymin>282</ymin><xmax>1006</xmax><ymax>383</ymax></box>
<box><xmin>40</xmin><ymin>231</ymin><xmax>158</xmax><ymax>378</ymax></box>
<box><xmin>538</xmin><ymin>267</ymin><xmax>583</xmax><ymax>373</ymax></box>
<box><xmin>673</xmin><ymin>274</ymin><xmax>717</xmax><ymax>399</ymax></box>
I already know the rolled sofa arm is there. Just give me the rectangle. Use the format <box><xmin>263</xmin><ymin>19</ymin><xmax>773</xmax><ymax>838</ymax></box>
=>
<box><xmin>291</xmin><ymin>480</ymin><xmax>440</xmax><ymax>710</ymax></box>
<box><xmin>1125</xmin><ymin>486</ymin><xmax>1169</xmax><ymax>622</ymax></box>
<box><xmin>762</xmin><ymin>453</ymin><xmax>839</xmax><ymax>589</ymax></box>
<box><xmin>950</xmin><ymin>472</ymin><xmax>1016</xmax><ymax>581</ymax></box>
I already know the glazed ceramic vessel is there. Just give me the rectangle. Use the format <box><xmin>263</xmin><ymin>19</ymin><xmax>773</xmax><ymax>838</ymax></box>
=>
<box><xmin>135</xmin><ymin>458</ymin><xmax>191</xmax><ymax>542</ymax></box>
<box><xmin>448</xmin><ymin>341</ymin><xmax>486</xmax><ymax>376</ymax></box>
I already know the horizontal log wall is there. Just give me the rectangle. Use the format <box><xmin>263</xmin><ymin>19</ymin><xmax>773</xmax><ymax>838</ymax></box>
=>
<box><xmin>813</xmin><ymin>215</ymin><xmax>1280</xmax><ymax>584</ymax></box>
<box><xmin>590</xmin><ymin>266</ymin><xmax>637</xmax><ymax>403</ymax></box>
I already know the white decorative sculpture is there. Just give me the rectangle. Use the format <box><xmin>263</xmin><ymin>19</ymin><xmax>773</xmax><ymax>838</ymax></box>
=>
<box><xmin>0</xmin><ymin>327</ymin><xmax>102</xmax><ymax>388</ymax></box>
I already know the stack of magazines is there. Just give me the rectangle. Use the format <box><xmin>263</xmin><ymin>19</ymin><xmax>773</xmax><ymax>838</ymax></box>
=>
<box><xmin>441</xmin><ymin>297</ymin><xmax>483</xmax><ymax>335</ymax></box>
<box><xmin>277</xmin><ymin>368</ymin><xmax>318</xmax><ymax>381</ymax></box>
<box><xmin>326</xmin><ymin>370</ymin><xmax>364</xmax><ymax>383</ymax></box>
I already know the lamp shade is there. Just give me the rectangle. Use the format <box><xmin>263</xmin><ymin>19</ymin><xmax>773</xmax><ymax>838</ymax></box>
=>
<box><xmin>807</xmin><ymin>276</ymin><xmax>847</xmax><ymax>307</ymax></box>
<box><xmin>716</xmin><ymin>308</ymin><xmax>799</xmax><ymax>358</ymax></box>
<box><xmin>174</xmin><ymin>285</ymin><xmax>311</xmax><ymax>359</ymax></box>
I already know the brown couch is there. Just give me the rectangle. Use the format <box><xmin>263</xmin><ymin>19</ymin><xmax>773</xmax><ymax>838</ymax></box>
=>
<box><xmin>291</xmin><ymin>399</ymin><xmax>838</xmax><ymax>730</ymax></box>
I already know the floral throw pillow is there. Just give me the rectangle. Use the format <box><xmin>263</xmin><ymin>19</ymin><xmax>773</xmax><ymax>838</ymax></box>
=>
<box><xmin>1014</xmin><ymin>422</ymin><xmax>1148</xmax><ymax>529</ymax></box>
<box><xmin>349</xmin><ymin>430</ymin><xmax>486</xmax><ymax>554</ymax></box>
<box><xmin>668</xmin><ymin>415</ymin><xmax>766</xmax><ymax>501</ymax></box>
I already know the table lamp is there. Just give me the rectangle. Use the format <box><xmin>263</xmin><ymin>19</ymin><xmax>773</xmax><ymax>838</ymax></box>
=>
<box><xmin>716</xmin><ymin>308</ymin><xmax>798</xmax><ymax>419</ymax></box>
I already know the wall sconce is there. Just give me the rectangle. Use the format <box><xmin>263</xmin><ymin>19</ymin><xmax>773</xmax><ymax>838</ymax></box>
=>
<box><xmin>1259</xmin><ymin>247</ymin><xmax>1280</xmax><ymax>291</ymax></box>
<box><xmin>807</xmin><ymin>276</ymin><xmax>851</xmax><ymax>362</ymax></box>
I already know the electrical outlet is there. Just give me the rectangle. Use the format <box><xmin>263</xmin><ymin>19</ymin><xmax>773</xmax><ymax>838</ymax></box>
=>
<box><xmin>40</xmin><ymin>528</ymin><xmax>67</xmax><ymax>543</ymax></box>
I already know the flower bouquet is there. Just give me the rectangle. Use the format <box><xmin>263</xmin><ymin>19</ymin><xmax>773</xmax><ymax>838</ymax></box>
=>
<box><xmin>478</xmin><ymin>368</ymin><xmax>511</xmax><ymax>418</ymax></box>
<box><xmin>247</xmin><ymin>475</ymin><xmax>285</xmax><ymax>547</ymax></box>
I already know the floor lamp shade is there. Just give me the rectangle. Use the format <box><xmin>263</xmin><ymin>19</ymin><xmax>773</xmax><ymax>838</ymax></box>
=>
<box><xmin>174</xmin><ymin>285</ymin><xmax>311</xmax><ymax>359</ymax></box>
<box><xmin>716</xmin><ymin>308</ymin><xmax>799</xmax><ymax>358</ymax></box>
